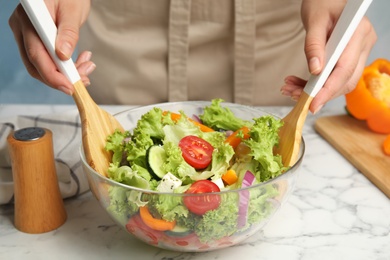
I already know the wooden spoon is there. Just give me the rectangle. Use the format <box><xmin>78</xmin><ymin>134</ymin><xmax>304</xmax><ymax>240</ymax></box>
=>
<box><xmin>21</xmin><ymin>0</ymin><xmax>124</xmax><ymax>177</ymax></box>
<box><xmin>276</xmin><ymin>0</ymin><xmax>373</xmax><ymax>167</ymax></box>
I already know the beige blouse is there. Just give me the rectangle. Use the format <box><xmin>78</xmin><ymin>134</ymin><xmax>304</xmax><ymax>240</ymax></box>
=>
<box><xmin>79</xmin><ymin>0</ymin><xmax>309</xmax><ymax>106</ymax></box>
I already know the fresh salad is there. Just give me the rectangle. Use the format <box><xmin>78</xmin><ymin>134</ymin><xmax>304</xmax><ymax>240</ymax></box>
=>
<box><xmin>104</xmin><ymin>99</ymin><xmax>288</xmax><ymax>248</ymax></box>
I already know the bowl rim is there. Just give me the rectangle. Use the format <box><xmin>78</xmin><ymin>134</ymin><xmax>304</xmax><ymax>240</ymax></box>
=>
<box><xmin>80</xmin><ymin>100</ymin><xmax>305</xmax><ymax>195</ymax></box>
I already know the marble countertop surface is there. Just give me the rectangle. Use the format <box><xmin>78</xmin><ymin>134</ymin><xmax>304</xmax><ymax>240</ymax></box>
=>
<box><xmin>0</xmin><ymin>104</ymin><xmax>389</xmax><ymax>260</ymax></box>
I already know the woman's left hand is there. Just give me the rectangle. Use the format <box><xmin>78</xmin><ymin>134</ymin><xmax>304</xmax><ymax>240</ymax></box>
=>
<box><xmin>281</xmin><ymin>0</ymin><xmax>377</xmax><ymax>114</ymax></box>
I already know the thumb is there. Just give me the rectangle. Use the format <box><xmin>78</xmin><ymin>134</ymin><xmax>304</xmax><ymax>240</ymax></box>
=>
<box><xmin>55</xmin><ymin>7</ymin><xmax>81</xmax><ymax>60</ymax></box>
<box><xmin>304</xmin><ymin>22</ymin><xmax>327</xmax><ymax>75</ymax></box>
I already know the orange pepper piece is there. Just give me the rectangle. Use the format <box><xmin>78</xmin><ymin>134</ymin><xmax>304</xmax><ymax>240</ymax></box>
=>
<box><xmin>224</xmin><ymin>126</ymin><xmax>250</xmax><ymax>149</ymax></box>
<box><xmin>139</xmin><ymin>206</ymin><xmax>176</xmax><ymax>231</ymax></box>
<box><xmin>222</xmin><ymin>169</ymin><xmax>238</xmax><ymax>185</ymax></box>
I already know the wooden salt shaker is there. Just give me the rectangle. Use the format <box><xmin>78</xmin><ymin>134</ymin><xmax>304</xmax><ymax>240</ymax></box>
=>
<box><xmin>7</xmin><ymin>127</ymin><xmax>67</xmax><ymax>233</ymax></box>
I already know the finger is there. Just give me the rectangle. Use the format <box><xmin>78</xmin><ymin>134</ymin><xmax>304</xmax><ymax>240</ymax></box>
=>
<box><xmin>76</xmin><ymin>61</ymin><xmax>96</xmax><ymax>87</ymax></box>
<box><xmin>75</xmin><ymin>51</ymin><xmax>92</xmax><ymax>66</ymax></box>
<box><xmin>303</xmin><ymin>16</ymin><xmax>329</xmax><ymax>75</ymax></box>
<box><xmin>342</xmin><ymin>17</ymin><xmax>377</xmax><ymax>95</ymax></box>
<box><xmin>54</xmin><ymin>0</ymin><xmax>87</xmax><ymax>60</ymax></box>
<box><xmin>309</xmin><ymin>50</ymin><xmax>360</xmax><ymax>113</ymax></box>
<box><xmin>310</xmin><ymin>18</ymin><xmax>376</xmax><ymax>113</ymax></box>
<box><xmin>284</xmin><ymin>75</ymin><xmax>307</xmax><ymax>87</ymax></box>
<box><xmin>9</xmin><ymin>5</ymin><xmax>41</xmax><ymax>81</ymax></box>
<box><xmin>311</xmin><ymin>47</ymin><xmax>369</xmax><ymax>113</ymax></box>
<box><xmin>23</xmin><ymin>19</ymin><xmax>74</xmax><ymax>94</ymax></box>
<box><xmin>9</xmin><ymin>4</ymin><xmax>74</xmax><ymax>95</ymax></box>
<box><xmin>280</xmin><ymin>86</ymin><xmax>303</xmax><ymax>101</ymax></box>
<box><xmin>280</xmin><ymin>84</ymin><xmax>298</xmax><ymax>95</ymax></box>
<box><xmin>74</xmin><ymin>51</ymin><xmax>96</xmax><ymax>86</ymax></box>
<box><xmin>280</xmin><ymin>76</ymin><xmax>307</xmax><ymax>96</ymax></box>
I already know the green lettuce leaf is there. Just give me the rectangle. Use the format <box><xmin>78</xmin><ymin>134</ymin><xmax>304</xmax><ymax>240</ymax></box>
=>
<box><xmin>199</xmin><ymin>99</ymin><xmax>252</xmax><ymax>131</ymax></box>
<box><xmin>194</xmin><ymin>192</ymin><xmax>239</xmax><ymax>242</ymax></box>
<box><xmin>106</xmin><ymin>186</ymin><xmax>147</xmax><ymax>225</ymax></box>
<box><xmin>108</xmin><ymin>164</ymin><xmax>150</xmax><ymax>189</ymax></box>
<box><xmin>247</xmin><ymin>184</ymin><xmax>279</xmax><ymax>226</ymax></box>
<box><xmin>147</xmin><ymin>193</ymin><xmax>189</xmax><ymax>222</ymax></box>
<box><xmin>245</xmin><ymin>115</ymin><xmax>287</xmax><ymax>181</ymax></box>
<box><xmin>133</xmin><ymin>107</ymin><xmax>166</xmax><ymax>141</ymax></box>
<box><xmin>105</xmin><ymin>129</ymin><xmax>131</xmax><ymax>165</ymax></box>
<box><xmin>125</xmin><ymin>107</ymin><xmax>171</xmax><ymax>168</ymax></box>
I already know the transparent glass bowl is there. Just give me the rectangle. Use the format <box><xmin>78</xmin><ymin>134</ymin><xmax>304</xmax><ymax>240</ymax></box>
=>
<box><xmin>80</xmin><ymin>101</ymin><xmax>304</xmax><ymax>252</ymax></box>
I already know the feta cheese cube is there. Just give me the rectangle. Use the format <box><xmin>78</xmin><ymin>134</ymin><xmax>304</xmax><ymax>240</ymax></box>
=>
<box><xmin>156</xmin><ymin>172</ymin><xmax>182</xmax><ymax>192</ymax></box>
<box><xmin>212</xmin><ymin>178</ymin><xmax>225</xmax><ymax>190</ymax></box>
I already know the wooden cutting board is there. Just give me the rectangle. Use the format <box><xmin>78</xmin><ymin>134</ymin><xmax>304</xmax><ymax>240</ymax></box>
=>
<box><xmin>314</xmin><ymin>115</ymin><xmax>390</xmax><ymax>198</ymax></box>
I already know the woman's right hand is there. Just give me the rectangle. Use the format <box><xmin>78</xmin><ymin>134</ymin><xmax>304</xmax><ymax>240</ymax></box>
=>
<box><xmin>9</xmin><ymin>0</ymin><xmax>95</xmax><ymax>95</ymax></box>
<box><xmin>280</xmin><ymin>0</ymin><xmax>376</xmax><ymax>114</ymax></box>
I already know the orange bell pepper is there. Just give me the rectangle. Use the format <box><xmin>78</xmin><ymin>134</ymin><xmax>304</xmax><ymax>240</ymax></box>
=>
<box><xmin>383</xmin><ymin>135</ymin><xmax>390</xmax><ymax>156</ymax></box>
<box><xmin>345</xmin><ymin>58</ymin><xmax>390</xmax><ymax>134</ymax></box>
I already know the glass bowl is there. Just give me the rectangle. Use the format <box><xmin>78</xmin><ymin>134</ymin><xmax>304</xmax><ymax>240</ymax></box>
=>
<box><xmin>80</xmin><ymin>101</ymin><xmax>304</xmax><ymax>252</ymax></box>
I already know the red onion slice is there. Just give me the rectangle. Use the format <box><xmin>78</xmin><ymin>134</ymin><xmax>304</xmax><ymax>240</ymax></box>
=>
<box><xmin>191</xmin><ymin>114</ymin><xmax>202</xmax><ymax>123</ymax></box>
<box><xmin>237</xmin><ymin>171</ymin><xmax>256</xmax><ymax>229</ymax></box>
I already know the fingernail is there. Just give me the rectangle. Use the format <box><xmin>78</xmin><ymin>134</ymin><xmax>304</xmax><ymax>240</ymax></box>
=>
<box><xmin>84</xmin><ymin>51</ymin><xmax>92</xmax><ymax>62</ymax></box>
<box><xmin>84</xmin><ymin>80</ymin><xmax>91</xmax><ymax>87</ymax></box>
<box><xmin>291</xmin><ymin>95</ymin><xmax>299</xmax><ymax>102</ymax></box>
<box><xmin>284</xmin><ymin>77</ymin><xmax>293</xmax><ymax>84</ymax></box>
<box><xmin>309</xmin><ymin>57</ymin><xmax>321</xmax><ymax>74</ymax></box>
<box><xmin>59</xmin><ymin>42</ymin><xmax>73</xmax><ymax>59</ymax></box>
<box><xmin>79</xmin><ymin>51</ymin><xmax>92</xmax><ymax>63</ymax></box>
<box><xmin>58</xmin><ymin>86</ymin><xmax>73</xmax><ymax>95</ymax></box>
<box><xmin>313</xmin><ymin>104</ymin><xmax>324</xmax><ymax>114</ymax></box>
<box><xmin>86</xmin><ymin>63</ymin><xmax>96</xmax><ymax>75</ymax></box>
<box><xmin>280</xmin><ymin>89</ymin><xmax>290</xmax><ymax>96</ymax></box>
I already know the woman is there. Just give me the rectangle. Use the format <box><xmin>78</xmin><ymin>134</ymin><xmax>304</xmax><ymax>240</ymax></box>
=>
<box><xmin>9</xmin><ymin>0</ymin><xmax>377</xmax><ymax>113</ymax></box>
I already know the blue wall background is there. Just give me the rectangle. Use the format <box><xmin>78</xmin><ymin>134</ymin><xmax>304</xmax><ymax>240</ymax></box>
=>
<box><xmin>0</xmin><ymin>0</ymin><xmax>73</xmax><ymax>104</ymax></box>
<box><xmin>1</xmin><ymin>0</ymin><xmax>390</xmax><ymax>105</ymax></box>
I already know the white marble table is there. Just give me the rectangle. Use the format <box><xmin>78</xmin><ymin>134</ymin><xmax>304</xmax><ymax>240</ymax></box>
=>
<box><xmin>1</xmin><ymin>104</ymin><xmax>389</xmax><ymax>260</ymax></box>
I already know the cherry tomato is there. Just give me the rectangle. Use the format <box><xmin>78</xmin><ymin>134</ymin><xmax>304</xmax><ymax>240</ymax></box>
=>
<box><xmin>165</xmin><ymin>231</ymin><xmax>203</xmax><ymax>248</ymax></box>
<box><xmin>183</xmin><ymin>180</ymin><xmax>221</xmax><ymax>215</ymax></box>
<box><xmin>178</xmin><ymin>135</ymin><xmax>214</xmax><ymax>169</ymax></box>
<box><xmin>126</xmin><ymin>214</ymin><xmax>163</xmax><ymax>245</ymax></box>
<box><xmin>127</xmin><ymin>214</ymin><xmax>207</xmax><ymax>249</ymax></box>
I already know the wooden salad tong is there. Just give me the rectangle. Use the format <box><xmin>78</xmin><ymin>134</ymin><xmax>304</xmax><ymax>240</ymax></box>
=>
<box><xmin>276</xmin><ymin>0</ymin><xmax>373</xmax><ymax>167</ymax></box>
<box><xmin>20</xmin><ymin>0</ymin><xmax>124</xmax><ymax>177</ymax></box>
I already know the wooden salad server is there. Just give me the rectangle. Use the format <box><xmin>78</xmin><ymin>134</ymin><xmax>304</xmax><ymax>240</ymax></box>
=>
<box><xmin>20</xmin><ymin>0</ymin><xmax>124</xmax><ymax>177</ymax></box>
<box><xmin>276</xmin><ymin>0</ymin><xmax>373</xmax><ymax>167</ymax></box>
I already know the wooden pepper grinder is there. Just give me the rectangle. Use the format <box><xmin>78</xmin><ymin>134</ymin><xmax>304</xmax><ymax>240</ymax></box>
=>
<box><xmin>7</xmin><ymin>127</ymin><xmax>67</xmax><ymax>233</ymax></box>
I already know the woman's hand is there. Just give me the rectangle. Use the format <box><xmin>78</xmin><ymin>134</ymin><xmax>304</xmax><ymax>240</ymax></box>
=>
<box><xmin>281</xmin><ymin>0</ymin><xmax>377</xmax><ymax>113</ymax></box>
<box><xmin>9</xmin><ymin>0</ymin><xmax>95</xmax><ymax>95</ymax></box>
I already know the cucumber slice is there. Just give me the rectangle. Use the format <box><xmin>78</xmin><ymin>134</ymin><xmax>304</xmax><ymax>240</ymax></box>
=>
<box><xmin>146</xmin><ymin>145</ymin><xmax>166</xmax><ymax>179</ymax></box>
<box><xmin>164</xmin><ymin>225</ymin><xmax>193</xmax><ymax>237</ymax></box>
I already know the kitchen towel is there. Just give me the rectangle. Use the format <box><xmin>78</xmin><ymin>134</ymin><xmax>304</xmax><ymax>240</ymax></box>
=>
<box><xmin>0</xmin><ymin>109</ymin><xmax>90</xmax><ymax>205</ymax></box>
